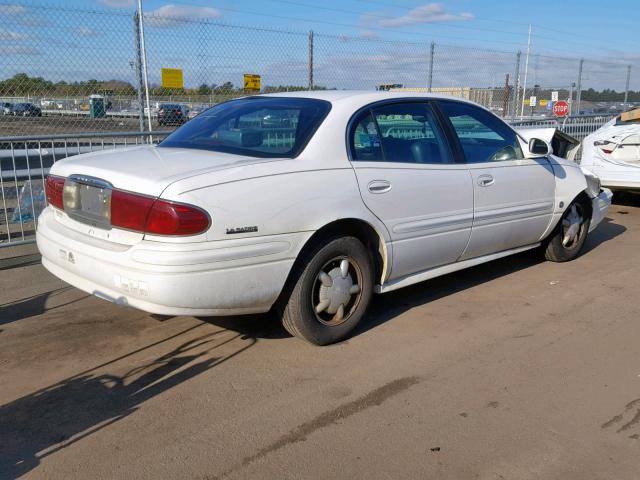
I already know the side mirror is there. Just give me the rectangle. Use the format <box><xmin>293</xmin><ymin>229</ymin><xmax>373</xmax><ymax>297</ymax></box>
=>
<box><xmin>527</xmin><ymin>137</ymin><xmax>551</xmax><ymax>157</ymax></box>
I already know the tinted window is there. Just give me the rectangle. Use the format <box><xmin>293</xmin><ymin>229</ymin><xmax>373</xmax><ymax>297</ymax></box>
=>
<box><xmin>160</xmin><ymin>97</ymin><xmax>331</xmax><ymax>158</ymax></box>
<box><xmin>349</xmin><ymin>102</ymin><xmax>451</xmax><ymax>164</ymax></box>
<box><xmin>439</xmin><ymin>101</ymin><xmax>524</xmax><ymax>163</ymax></box>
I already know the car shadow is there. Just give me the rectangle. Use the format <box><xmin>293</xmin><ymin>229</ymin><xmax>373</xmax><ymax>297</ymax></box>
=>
<box><xmin>582</xmin><ymin>216</ymin><xmax>626</xmax><ymax>254</ymax></box>
<box><xmin>612</xmin><ymin>190</ymin><xmax>640</xmax><ymax>208</ymax></box>
<box><xmin>354</xmin><ymin>214</ymin><xmax>625</xmax><ymax>338</ymax></box>
<box><xmin>0</xmin><ymin>322</ymin><xmax>256</xmax><ymax>478</ymax></box>
<box><xmin>195</xmin><ymin>312</ymin><xmax>289</xmax><ymax>340</ymax></box>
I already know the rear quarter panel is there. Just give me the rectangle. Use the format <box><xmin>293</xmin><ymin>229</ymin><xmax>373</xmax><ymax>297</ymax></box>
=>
<box><xmin>151</xmin><ymin>164</ymin><xmax>391</xmax><ymax>245</ymax></box>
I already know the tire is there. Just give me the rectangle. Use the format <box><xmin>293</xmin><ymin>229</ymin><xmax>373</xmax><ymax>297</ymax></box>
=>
<box><xmin>281</xmin><ymin>236</ymin><xmax>374</xmax><ymax>345</ymax></box>
<box><xmin>543</xmin><ymin>196</ymin><xmax>591</xmax><ymax>262</ymax></box>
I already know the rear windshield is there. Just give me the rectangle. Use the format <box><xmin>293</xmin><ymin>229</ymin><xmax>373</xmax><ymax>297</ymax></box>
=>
<box><xmin>159</xmin><ymin>97</ymin><xmax>331</xmax><ymax>158</ymax></box>
<box><xmin>160</xmin><ymin>104</ymin><xmax>181</xmax><ymax>109</ymax></box>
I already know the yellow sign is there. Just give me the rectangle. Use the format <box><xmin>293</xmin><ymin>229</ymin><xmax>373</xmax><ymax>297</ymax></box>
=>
<box><xmin>539</xmin><ymin>99</ymin><xmax>548</xmax><ymax>107</ymax></box>
<box><xmin>161</xmin><ymin>68</ymin><xmax>184</xmax><ymax>89</ymax></box>
<box><xmin>524</xmin><ymin>99</ymin><xmax>530</xmax><ymax>106</ymax></box>
<box><xmin>244</xmin><ymin>74</ymin><xmax>261</xmax><ymax>92</ymax></box>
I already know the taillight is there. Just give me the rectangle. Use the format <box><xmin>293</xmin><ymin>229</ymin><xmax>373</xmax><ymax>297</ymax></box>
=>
<box><xmin>111</xmin><ymin>190</ymin><xmax>209</xmax><ymax>236</ymax></box>
<box><xmin>146</xmin><ymin>200</ymin><xmax>209</xmax><ymax>235</ymax></box>
<box><xmin>45</xmin><ymin>175</ymin><xmax>64</xmax><ymax>209</ymax></box>
<box><xmin>111</xmin><ymin>190</ymin><xmax>154</xmax><ymax>231</ymax></box>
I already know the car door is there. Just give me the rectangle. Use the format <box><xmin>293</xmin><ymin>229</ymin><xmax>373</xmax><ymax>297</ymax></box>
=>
<box><xmin>437</xmin><ymin>100</ymin><xmax>556</xmax><ymax>260</ymax></box>
<box><xmin>348</xmin><ymin>100</ymin><xmax>474</xmax><ymax>280</ymax></box>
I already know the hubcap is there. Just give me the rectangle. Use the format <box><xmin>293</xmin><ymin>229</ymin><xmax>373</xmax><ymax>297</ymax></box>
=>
<box><xmin>312</xmin><ymin>257</ymin><xmax>362</xmax><ymax>326</ymax></box>
<box><xmin>562</xmin><ymin>203</ymin><xmax>585</xmax><ymax>248</ymax></box>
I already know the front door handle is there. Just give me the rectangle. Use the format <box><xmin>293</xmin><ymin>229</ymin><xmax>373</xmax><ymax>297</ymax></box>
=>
<box><xmin>368</xmin><ymin>180</ymin><xmax>392</xmax><ymax>194</ymax></box>
<box><xmin>477</xmin><ymin>175</ymin><xmax>495</xmax><ymax>187</ymax></box>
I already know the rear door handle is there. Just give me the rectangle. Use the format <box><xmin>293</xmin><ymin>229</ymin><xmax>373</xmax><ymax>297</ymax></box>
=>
<box><xmin>477</xmin><ymin>175</ymin><xmax>494</xmax><ymax>187</ymax></box>
<box><xmin>368</xmin><ymin>180</ymin><xmax>392</xmax><ymax>194</ymax></box>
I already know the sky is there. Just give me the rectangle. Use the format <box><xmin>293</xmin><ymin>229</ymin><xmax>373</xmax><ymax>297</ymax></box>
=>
<box><xmin>1</xmin><ymin>0</ymin><xmax>638</xmax><ymax>91</ymax></box>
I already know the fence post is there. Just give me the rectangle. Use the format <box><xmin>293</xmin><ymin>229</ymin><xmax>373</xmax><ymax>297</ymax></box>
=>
<box><xmin>308</xmin><ymin>30</ymin><xmax>314</xmax><ymax>91</ymax></box>
<box><xmin>575</xmin><ymin>58</ymin><xmax>584</xmax><ymax>116</ymax></box>
<box><xmin>133</xmin><ymin>12</ymin><xmax>145</xmax><ymax>133</ymax></box>
<box><xmin>624</xmin><ymin>65</ymin><xmax>631</xmax><ymax>111</ymax></box>
<box><xmin>136</xmin><ymin>0</ymin><xmax>152</xmax><ymax>135</ymax></box>
<box><xmin>427</xmin><ymin>42</ymin><xmax>435</xmax><ymax>92</ymax></box>
<box><xmin>512</xmin><ymin>51</ymin><xmax>521</xmax><ymax>121</ymax></box>
<box><xmin>502</xmin><ymin>74</ymin><xmax>510</xmax><ymax>118</ymax></box>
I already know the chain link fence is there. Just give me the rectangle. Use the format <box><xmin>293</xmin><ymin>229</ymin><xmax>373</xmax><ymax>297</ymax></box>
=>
<box><xmin>1</xmin><ymin>1</ymin><xmax>639</xmax><ymax>137</ymax></box>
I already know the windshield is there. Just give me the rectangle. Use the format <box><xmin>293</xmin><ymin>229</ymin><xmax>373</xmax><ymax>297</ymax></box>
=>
<box><xmin>159</xmin><ymin>97</ymin><xmax>331</xmax><ymax>158</ymax></box>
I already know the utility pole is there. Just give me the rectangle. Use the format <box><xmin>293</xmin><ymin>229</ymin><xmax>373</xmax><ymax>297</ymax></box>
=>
<box><xmin>428</xmin><ymin>42</ymin><xmax>435</xmax><ymax>92</ymax></box>
<box><xmin>520</xmin><ymin>24</ymin><xmax>532</xmax><ymax>119</ymax></box>
<box><xmin>624</xmin><ymin>65</ymin><xmax>632</xmax><ymax>111</ymax></box>
<box><xmin>502</xmin><ymin>74</ymin><xmax>510</xmax><ymax>118</ymax></box>
<box><xmin>132</xmin><ymin>13</ymin><xmax>145</xmax><ymax>132</ymax></box>
<box><xmin>137</xmin><ymin>0</ymin><xmax>152</xmax><ymax>134</ymax></box>
<box><xmin>308</xmin><ymin>30</ymin><xmax>314</xmax><ymax>91</ymax></box>
<box><xmin>568</xmin><ymin>82</ymin><xmax>575</xmax><ymax>116</ymax></box>
<box><xmin>575</xmin><ymin>58</ymin><xmax>584</xmax><ymax>116</ymax></box>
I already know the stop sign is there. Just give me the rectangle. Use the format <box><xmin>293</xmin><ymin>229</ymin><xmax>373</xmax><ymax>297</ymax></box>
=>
<box><xmin>553</xmin><ymin>100</ymin><xmax>569</xmax><ymax>117</ymax></box>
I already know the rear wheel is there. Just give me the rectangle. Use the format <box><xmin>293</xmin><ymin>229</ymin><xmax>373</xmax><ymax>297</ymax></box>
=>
<box><xmin>281</xmin><ymin>236</ymin><xmax>374</xmax><ymax>345</ymax></box>
<box><xmin>544</xmin><ymin>196</ymin><xmax>591</xmax><ymax>262</ymax></box>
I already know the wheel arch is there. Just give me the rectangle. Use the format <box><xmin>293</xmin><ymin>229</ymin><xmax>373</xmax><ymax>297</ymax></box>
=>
<box><xmin>274</xmin><ymin>218</ymin><xmax>390</xmax><ymax>312</ymax></box>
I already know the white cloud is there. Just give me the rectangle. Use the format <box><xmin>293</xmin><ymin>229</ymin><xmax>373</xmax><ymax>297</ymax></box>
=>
<box><xmin>76</xmin><ymin>26</ymin><xmax>98</xmax><ymax>37</ymax></box>
<box><xmin>0</xmin><ymin>28</ymin><xmax>28</xmax><ymax>40</ymax></box>
<box><xmin>0</xmin><ymin>45</ymin><xmax>40</xmax><ymax>55</ymax></box>
<box><xmin>98</xmin><ymin>0</ymin><xmax>134</xmax><ymax>7</ymax></box>
<box><xmin>366</xmin><ymin>3</ymin><xmax>473</xmax><ymax>28</ymax></box>
<box><xmin>359</xmin><ymin>30</ymin><xmax>379</xmax><ymax>39</ymax></box>
<box><xmin>146</xmin><ymin>4</ymin><xmax>223</xmax><ymax>27</ymax></box>
<box><xmin>0</xmin><ymin>4</ymin><xmax>27</xmax><ymax>15</ymax></box>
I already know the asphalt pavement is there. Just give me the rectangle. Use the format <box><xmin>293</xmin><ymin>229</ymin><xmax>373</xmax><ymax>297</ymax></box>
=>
<box><xmin>1</xmin><ymin>197</ymin><xmax>640</xmax><ymax>479</ymax></box>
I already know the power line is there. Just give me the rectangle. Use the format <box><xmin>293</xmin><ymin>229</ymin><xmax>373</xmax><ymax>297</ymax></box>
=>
<box><xmin>254</xmin><ymin>0</ymin><xmax>629</xmax><ymax>55</ymax></box>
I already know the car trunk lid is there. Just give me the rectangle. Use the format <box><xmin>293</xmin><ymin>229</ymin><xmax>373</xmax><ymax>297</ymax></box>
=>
<box><xmin>48</xmin><ymin>145</ymin><xmax>283</xmax><ymax>243</ymax></box>
<box><xmin>51</xmin><ymin>145</ymin><xmax>278</xmax><ymax>196</ymax></box>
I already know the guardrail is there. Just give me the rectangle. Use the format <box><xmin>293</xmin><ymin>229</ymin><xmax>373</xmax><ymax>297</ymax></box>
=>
<box><xmin>511</xmin><ymin>114</ymin><xmax>615</xmax><ymax>140</ymax></box>
<box><xmin>0</xmin><ymin>131</ymin><xmax>171</xmax><ymax>248</ymax></box>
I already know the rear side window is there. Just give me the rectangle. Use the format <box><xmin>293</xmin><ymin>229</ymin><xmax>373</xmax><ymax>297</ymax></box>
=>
<box><xmin>438</xmin><ymin>101</ymin><xmax>524</xmax><ymax>163</ymax></box>
<box><xmin>351</xmin><ymin>112</ymin><xmax>383</xmax><ymax>161</ymax></box>
<box><xmin>349</xmin><ymin>102</ymin><xmax>452</xmax><ymax>164</ymax></box>
<box><xmin>160</xmin><ymin>97</ymin><xmax>331</xmax><ymax>158</ymax></box>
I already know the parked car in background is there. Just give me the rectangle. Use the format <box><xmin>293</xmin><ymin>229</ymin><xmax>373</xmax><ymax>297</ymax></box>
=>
<box><xmin>1</xmin><ymin>102</ymin><xmax>13</xmax><ymax>115</ymax></box>
<box><xmin>11</xmin><ymin>102</ymin><xmax>42</xmax><ymax>117</ymax></box>
<box><xmin>157</xmin><ymin>103</ymin><xmax>189</xmax><ymax>126</ymax></box>
<box><xmin>37</xmin><ymin>92</ymin><xmax>611</xmax><ymax>345</ymax></box>
<box><xmin>580</xmin><ymin>110</ymin><xmax>640</xmax><ymax>190</ymax></box>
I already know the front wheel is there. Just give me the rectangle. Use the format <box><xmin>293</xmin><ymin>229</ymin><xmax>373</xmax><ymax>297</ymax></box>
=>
<box><xmin>281</xmin><ymin>236</ymin><xmax>374</xmax><ymax>345</ymax></box>
<box><xmin>543</xmin><ymin>197</ymin><xmax>591</xmax><ymax>262</ymax></box>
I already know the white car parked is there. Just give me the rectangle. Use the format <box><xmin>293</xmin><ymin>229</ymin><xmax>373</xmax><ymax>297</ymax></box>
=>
<box><xmin>37</xmin><ymin>91</ymin><xmax>612</xmax><ymax>345</ymax></box>
<box><xmin>581</xmin><ymin>114</ymin><xmax>640</xmax><ymax>190</ymax></box>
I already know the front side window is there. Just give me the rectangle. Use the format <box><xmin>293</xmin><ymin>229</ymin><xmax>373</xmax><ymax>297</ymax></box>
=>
<box><xmin>438</xmin><ymin>101</ymin><xmax>524</xmax><ymax>163</ymax></box>
<box><xmin>349</xmin><ymin>102</ymin><xmax>451</xmax><ymax>164</ymax></box>
<box><xmin>159</xmin><ymin>97</ymin><xmax>331</xmax><ymax>158</ymax></box>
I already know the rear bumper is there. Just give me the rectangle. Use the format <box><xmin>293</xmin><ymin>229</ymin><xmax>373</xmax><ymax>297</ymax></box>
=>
<box><xmin>36</xmin><ymin>207</ymin><xmax>309</xmax><ymax>316</ymax></box>
<box><xmin>589</xmin><ymin>188</ymin><xmax>612</xmax><ymax>233</ymax></box>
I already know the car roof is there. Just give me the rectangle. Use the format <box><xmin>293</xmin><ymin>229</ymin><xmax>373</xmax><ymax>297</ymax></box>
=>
<box><xmin>260</xmin><ymin>89</ymin><xmax>478</xmax><ymax>106</ymax></box>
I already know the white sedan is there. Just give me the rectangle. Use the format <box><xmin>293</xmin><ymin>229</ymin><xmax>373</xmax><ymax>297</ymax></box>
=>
<box><xmin>37</xmin><ymin>91</ymin><xmax>612</xmax><ymax>345</ymax></box>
